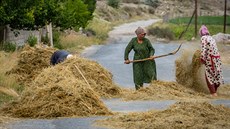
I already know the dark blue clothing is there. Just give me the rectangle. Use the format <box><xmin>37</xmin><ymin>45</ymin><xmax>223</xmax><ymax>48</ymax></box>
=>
<box><xmin>50</xmin><ymin>50</ymin><xmax>70</xmax><ymax>65</ymax></box>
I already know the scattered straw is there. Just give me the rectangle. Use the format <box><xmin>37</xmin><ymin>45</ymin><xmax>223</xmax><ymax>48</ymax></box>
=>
<box><xmin>121</xmin><ymin>80</ymin><xmax>208</xmax><ymax>101</ymax></box>
<box><xmin>96</xmin><ymin>101</ymin><xmax>230</xmax><ymax>129</ymax></box>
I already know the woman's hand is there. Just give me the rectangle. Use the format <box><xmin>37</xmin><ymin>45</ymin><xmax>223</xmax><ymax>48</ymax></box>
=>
<box><xmin>124</xmin><ymin>60</ymin><xmax>130</xmax><ymax>64</ymax></box>
<box><xmin>200</xmin><ymin>58</ymin><xmax>205</xmax><ymax>64</ymax></box>
<box><xmin>150</xmin><ymin>56</ymin><xmax>155</xmax><ymax>60</ymax></box>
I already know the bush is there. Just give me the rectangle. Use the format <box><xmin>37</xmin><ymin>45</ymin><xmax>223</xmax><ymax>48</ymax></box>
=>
<box><xmin>27</xmin><ymin>35</ymin><xmax>37</xmax><ymax>47</ymax></box>
<box><xmin>148</xmin><ymin>27</ymin><xmax>174</xmax><ymax>40</ymax></box>
<box><xmin>107</xmin><ymin>0</ymin><xmax>120</xmax><ymax>9</ymax></box>
<box><xmin>0</xmin><ymin>42</ymin><xmax>16</xmax><ymax>52</ymax></box>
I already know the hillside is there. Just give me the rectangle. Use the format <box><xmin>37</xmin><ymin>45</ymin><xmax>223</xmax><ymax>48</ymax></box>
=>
<box><xmin>96</xmin><ymin>0</ymin><xmax>230</xmax><ymax>22</ymax></box>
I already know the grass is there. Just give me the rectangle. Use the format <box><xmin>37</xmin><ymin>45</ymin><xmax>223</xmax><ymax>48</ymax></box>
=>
<box><xmin>59</xmin><ymin>17</ymin><xmax>112</xmax><ymax>53</ymax></box>
<box><xmin>149</xmin><ymin>16</ymin><xmax>230</xmax><ymax>41</ymax></box>
<box><xmin>169</xmin><ymin>16</ymin><xmax>230</xmax><ymax>25</ymax></box>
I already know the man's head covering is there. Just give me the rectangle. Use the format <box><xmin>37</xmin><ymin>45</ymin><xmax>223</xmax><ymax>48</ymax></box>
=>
<box><xmin>135</xmin><ymin>27</ymin><xmax>146</xmax><ymax>35</ymax></box>
<box><xmin>67</xmin><ymin>54</ymin><xmax>73</xmax><ymax>59</ymax></box>
<box><xmin>199</xmin><ymin>25</ymin><xmax>209</xmax><ymax>36</ymax></box>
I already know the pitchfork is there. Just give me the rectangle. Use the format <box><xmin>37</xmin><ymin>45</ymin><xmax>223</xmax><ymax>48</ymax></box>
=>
<box><xmin>127</xmin><ymin>43</ymin><xmax>182</xmax><ymax>63</ymax></box>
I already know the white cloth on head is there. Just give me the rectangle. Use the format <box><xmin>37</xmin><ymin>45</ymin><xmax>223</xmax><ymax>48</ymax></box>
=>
<box><xmin>67</xmin><ymin>54</ymin><xmax>73</xmax><ymax>59</ymax></box>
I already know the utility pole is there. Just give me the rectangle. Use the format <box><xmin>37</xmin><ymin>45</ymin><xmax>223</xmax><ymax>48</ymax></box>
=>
<box><xmin>195</xmin><ymin>0</ymin><xmax>198</xmax><ymax>38</ymax></box>
<box><xmin>223</xmin><ymin>0</ymin><xmax>227</xmax><ymax>33</ymax></box>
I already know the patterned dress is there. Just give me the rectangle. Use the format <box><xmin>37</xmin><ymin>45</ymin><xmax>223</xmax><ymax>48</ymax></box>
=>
<box><xmin>200</xmin><ymin>35</ymin><xmax>224</xmax><ymax>85</ymax></box>
<box><xmin>124</xmin><ymin>37</ymin><xmax>157</xmax><ymax>88</ymax></box>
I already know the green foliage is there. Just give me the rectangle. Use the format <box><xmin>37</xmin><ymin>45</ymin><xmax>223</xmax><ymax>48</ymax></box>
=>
<box><xmin>0</xmin><ymin>0</ymin><xmax>37</xmax><ymax>29</ymax></box>
<box><xmin>167</xmin><ymin>16</ymin><xmax>230</xmax><ymax>40</ymax></box>
<box><xmin>55</xmin><ymin>0</ymin><xmax>91</xmax><ymax>30</ymax></box>
<box><xmin>0</xmin><ymin>0</ymin><xmax>96</xmax><ymax>30</ymax></box>
<box><xmin>169</xmin><ymin>16</ymin><xmax>230</xmax><ymax>25</ymax></box>
<box><xmin>0</xmin><ymin>42</ymin><xmax>16</xmax><ymax>52</ymax></box>
<box><xmin>82</xmin><ymin>0</ymin><xmax>96</xmax><ymax>15</ymax></box>
<box><xmin>107</xmin><ymin>0</ymin><xmax>120</xmax><ymax>9</ymax></box>
<box><xmin>148</xmin><ymin>27</ymin><xmax>174</xmax><ymax>40</ymax></box>
<box><xmin>33</xmin><ymin>0</ymin><xmax>59</xmax><ymax>29</ymax></box>
<box><xmin>27</xmin><ymin>35</ymin><xmax>37</xmax><ymax>47</ymax></box>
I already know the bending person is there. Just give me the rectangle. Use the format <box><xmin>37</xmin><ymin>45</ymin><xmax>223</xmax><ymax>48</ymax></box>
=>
<box><xmin>50</xmin><ymin>50</ymin><xmax>73</xmax><ymax>65</ymax></box>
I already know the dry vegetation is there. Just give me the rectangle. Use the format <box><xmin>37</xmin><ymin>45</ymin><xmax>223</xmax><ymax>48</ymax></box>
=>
<box><xmin>0</xmin><ymin>46</ymin><xmax>122</xmax><ymax>118</ymax></box>
<box><xmin>96</xmin><ymin>101</ymin><xmax>230</xmax><ymax>129</ymax></box>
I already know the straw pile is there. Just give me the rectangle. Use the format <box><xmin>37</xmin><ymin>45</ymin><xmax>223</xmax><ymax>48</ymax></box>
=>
<box><xmin>63</xmin><ymin>57</ymin><xmax>122</xmax><ymax>98</ymax></box>
<box><xmin>7</xmin><ymin>45</ymin><xmax>121</xmax><ymax>98</ymax></box>
<box><xmin>121</xmin><ymin>80</ymin><xmax>207</xmax><ymax>100</ymax></box>
<box><xmin>96</xmin><ymin>101</ymin><xmax>230</xmax><ymax>129</ymax></box>
<box><xmin>1</xmin><ymin>54</ymin><xmax>123</xmax><ymax>118</ymax></box>
<box><xmin>175</xmin><ymin>49</ymin><xmax>208</xmax><ymax>93</ymax></box>
<box><xmin>7</xmin><ymin>45</ymin><xmax>56</xmax><ymax>86</ymax></box>
<box><xmin>0</xmin><ymin>62</ymin><xmax>112</xmax><ymax>118</ymax></box>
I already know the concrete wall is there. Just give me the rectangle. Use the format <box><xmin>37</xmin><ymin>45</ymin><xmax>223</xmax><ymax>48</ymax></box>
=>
<box><xmin>4</xmin><ymin>26</ymin><xmax>42</xmax><ymax>46</ymax></box>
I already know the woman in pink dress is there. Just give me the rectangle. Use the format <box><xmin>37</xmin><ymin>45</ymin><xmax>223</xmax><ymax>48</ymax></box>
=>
<box><xmin>199</xmin><ymin>25</ymin><xmax>224</xmax><ymax>97</ymax></box>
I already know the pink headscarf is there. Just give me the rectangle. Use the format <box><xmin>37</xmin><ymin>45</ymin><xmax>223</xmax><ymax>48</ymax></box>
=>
<box><xmin>199</xmin><ymin>25</ymin><xmax>209</xmax><ymax>36</ymax></box>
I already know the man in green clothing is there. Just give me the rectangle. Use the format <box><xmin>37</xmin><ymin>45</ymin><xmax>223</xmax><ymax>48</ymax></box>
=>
<box><xmin>124</xmin><ymin>27</ymin><xmax>157</xmax><ymax>90</ymax></box>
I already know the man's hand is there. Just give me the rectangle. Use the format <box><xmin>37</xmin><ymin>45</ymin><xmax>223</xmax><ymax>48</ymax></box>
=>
<box><xmin>124</xmin><ymin>60</ymin><xmax>130</xmax><ymax>64</ymax></box>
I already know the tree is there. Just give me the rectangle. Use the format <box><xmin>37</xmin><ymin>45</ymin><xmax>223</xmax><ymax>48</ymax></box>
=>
<box><xmin>0</xmin><ymin>0</ymin><xmax>37</xmax><ymax>29</ymax></box>
<box><xmin>82</xmin><ymin>0</ymin><xmax>96</xmax><ymax>15</ymax></box>
<box><xmin>53</xmin><ymin>0</ymin><xmax>92</xmax><ymax>30</ymax></box>
<box><xmin>0</xmin><ymin>0</ymin><xmax>96</xmax><ymax>30</ymax></box>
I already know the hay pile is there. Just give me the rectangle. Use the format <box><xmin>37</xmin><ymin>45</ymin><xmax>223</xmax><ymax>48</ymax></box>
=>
<box><xmin>63</xmin><ymin>57</ymin><xmax>122</xmax><ymax>98</ymax></box>
<box><xmin>121</xmin><ymin>80</ymin><xmax>207</xmax><ymax>100</ymax></box>
<box><xmin>1</xmin><ymin>55</ymin><xmax>122</xmax><ymax>118</ymax></box>
<box><xmin>175</xmin><ymin>49</ymin><xmax>208</xmax><ymax>93</ymax></box>
<box><xmin>0</xmin><ymin>62</ymin><xmax>112</xmax><ymax>118</ymax></box>
<box><xmin>7</xmin><ymin>45</ymin><xmax>56</xmax><ymax>86</ymax></box>
<box><xmin>96</xmin><ymin>101</ymin><xmax>230</xmax><ymax>129</ymax></box>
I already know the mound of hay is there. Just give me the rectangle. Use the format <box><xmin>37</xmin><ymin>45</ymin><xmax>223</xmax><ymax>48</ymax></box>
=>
<box><xmin>121</xmin><ymin>80</ymin><xmax>207</xmax><ymax>100</ymax></box>
<box><xmin>175</xmin><ymin>49</ymin><xmax>208</xmax><ymax>93</ymax></box>
<box><xmin>7</xmin><ymin>45</ymin><xmax>56</xmax><ymax>86</ymax></box>
<box><xmin>0</xmin><ymin>63</ymin><xmax>112</xmax><ymax>118</ymax></box>
<box><xmin>96</xmin><ymin>101</ymin><xmax>230</xmax><ymax>129</ymax></box>
<box><xmin>62</xmin><ymin>56</ymin><xmax>122</xmax><ymax>98</ymax></box>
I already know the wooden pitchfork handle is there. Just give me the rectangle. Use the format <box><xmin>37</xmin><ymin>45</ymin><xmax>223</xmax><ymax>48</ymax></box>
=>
<box><xmin>128</xmin><ymin>43</ymin><xmax>182</xmax><ymax>63</ymax></box>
